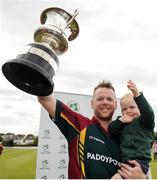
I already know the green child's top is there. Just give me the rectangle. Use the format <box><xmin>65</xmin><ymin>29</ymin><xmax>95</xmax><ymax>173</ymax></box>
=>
<box><xmin>109</xmin><ymin>93</ymin><xmax>155</xmax><ymax>163</ymax></box>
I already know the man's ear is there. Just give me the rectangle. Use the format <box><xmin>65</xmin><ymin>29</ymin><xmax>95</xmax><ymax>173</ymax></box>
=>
<box><xmin>91</xmin><ymin>99</ymin><xmax>94</xmax><ymax>109</ymax></box>
<box><xmin>115</xmin><ymin>99</ymin><xmax>117</xmax><ymax>110</ymax></box>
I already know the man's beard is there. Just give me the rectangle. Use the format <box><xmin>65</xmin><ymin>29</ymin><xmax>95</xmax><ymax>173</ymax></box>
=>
<box><xmin>95</xmin><ymin>111</ymin><xmax>114</xmax><ymax>122</ymax></box>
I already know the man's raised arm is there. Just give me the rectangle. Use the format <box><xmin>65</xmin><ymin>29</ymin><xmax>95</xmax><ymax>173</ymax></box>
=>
<box><xmin>38</xmin><ymin>95</ymin><xmax>56</xmax><ymax>119</ymax></box>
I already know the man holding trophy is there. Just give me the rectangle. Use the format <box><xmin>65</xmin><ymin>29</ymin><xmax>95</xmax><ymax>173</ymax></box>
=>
<box><xmin>2</xmin><ymin>7</ymin><xmax>146</xmax><ymax>179</ymax></box>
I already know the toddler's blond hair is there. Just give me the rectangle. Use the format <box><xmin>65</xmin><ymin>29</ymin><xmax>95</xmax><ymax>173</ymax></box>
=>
<box><xmin>120</xmin><ymin>93</ymin><xmax>134</xmax><ymax>105</ymax></box>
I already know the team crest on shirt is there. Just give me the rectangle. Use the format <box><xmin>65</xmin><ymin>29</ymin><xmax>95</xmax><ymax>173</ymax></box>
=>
<box><xmin>67</xmin><ymin>100</ymin><xmax>80</xmax><ymax>112</ymax></box>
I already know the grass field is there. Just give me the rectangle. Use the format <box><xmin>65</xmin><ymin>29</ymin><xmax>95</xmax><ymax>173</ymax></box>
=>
<box><xmin>0</xmin><ymin>148</ymin><xmax>157</xmax><ymax>179</ymax></box>
<box><xmin>0</xmin><ymin>148</ymin><xmax>37</xmax><ymax>179</ymax></box>
<box><xmin>150</xmin><ymin>159</ymin><xmax>157</xmax><ymax>179</ymax></box>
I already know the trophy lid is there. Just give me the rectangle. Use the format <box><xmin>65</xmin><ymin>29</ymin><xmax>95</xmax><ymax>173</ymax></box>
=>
<box><xmin>40</xmin><ymin>7</ymin><xmax>79</xmax><ymax>41</ymax></box>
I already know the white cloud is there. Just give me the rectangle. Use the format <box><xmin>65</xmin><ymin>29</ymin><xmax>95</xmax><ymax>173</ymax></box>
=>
<box><xmin>0</xmin><ymin>0</ymin><xmax>157</xmax><ymax>134</ymax></box>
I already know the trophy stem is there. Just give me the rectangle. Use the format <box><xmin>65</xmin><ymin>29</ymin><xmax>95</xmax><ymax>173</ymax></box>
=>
<box><xmin>63</xmin><ymin>9</ymin><xmax>79</xmax><ymax>31</ymax></box>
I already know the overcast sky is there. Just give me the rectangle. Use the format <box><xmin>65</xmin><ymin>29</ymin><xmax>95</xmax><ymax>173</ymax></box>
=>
<box><xmin>0</xmin><ymin>0</ymin><xmax>157</xmax><ymax>135</ymax></box>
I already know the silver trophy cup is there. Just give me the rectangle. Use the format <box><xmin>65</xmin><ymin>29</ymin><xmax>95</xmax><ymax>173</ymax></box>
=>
<box><xmin>2</xmin><ymin>7</ymin><xmax>79</xmax><ymax>96</ymax></box>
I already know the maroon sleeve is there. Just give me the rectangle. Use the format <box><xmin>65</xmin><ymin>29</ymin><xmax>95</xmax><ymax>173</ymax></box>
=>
<box><xmin>53</xmin><ymin>100</ymin><xmax>90</xmax><ymax>143</ymax></box>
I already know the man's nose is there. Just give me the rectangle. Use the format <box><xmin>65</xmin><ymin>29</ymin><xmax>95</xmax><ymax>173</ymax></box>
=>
<box><xmin>102</xmin><ymin>99</ymin><xmax>108</xmax><ymax>104</ymax></box>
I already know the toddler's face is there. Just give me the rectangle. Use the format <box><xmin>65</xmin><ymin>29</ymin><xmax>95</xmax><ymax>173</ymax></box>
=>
<box><xmin>121</xmin><ymin>97</ymin><xmax>140</xmax><ymax>119</ymax></box>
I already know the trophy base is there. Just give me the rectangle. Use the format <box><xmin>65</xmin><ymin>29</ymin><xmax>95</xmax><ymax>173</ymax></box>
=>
<box><xmin>2</xmin><ymin>53</ymin><xmax>56</xmax><ymax>96</ymax></box>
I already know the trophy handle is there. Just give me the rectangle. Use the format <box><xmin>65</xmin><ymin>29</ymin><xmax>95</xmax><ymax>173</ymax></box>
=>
<box><xmin>40</xmin><ymin>7</ymin><xmax>79</xmax><ymax>41</ymax></box>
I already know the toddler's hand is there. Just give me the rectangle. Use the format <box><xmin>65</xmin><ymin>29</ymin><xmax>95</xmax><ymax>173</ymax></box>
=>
<box><xmin>127</xmin><ymin>80</ymin><xmax>140</xmax><ymax>97</ymax></box>
<box><xmin>119</xmin><ymin>114</ymin><xmax>134</xmax><ymax>123</ymax></box>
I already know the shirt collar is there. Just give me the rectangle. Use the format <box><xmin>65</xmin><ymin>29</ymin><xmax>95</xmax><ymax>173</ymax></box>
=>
<box><xmin>91</xmin><ymin>116</ymin><xmax>101</xmax><ymax>125</ymax></box>
<box><xmin>91</xmin><ymin>116</ymin><xmax>110</xmax><ymax>135</ymax></box>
